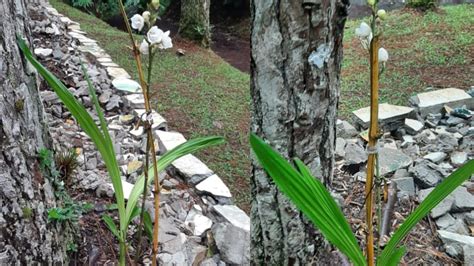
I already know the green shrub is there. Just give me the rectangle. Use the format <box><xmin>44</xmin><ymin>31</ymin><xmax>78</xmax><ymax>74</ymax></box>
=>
<box><xmin>406</xmin><ymin>0</ymin><xmax>438</xmax><ymax>11</ymax></box>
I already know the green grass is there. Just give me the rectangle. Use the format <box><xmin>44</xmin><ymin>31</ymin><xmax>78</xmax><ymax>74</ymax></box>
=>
<box><xmin>50</xmin><ymin>0</ymin><xmax>251</xmax><ymax>211</ymax></box>
<box><xmin>341</xmin><ymin>4</ymin><xmax>474</xmax><ymax>119</ymax></box>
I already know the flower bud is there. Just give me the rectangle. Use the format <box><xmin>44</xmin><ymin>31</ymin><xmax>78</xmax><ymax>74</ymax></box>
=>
<box><xmin>377</xmin><ymin>9</ymin><xmax>387</xmax><ymax>20</ymax></box>
<box><xmin>367</xmin><ymin>0</ymin><xmax>375</xmax><ymax>6</ymax></box>
<box><xmin>151</xmin><ymin>0</ymin><xmax>160</xmax><ymax>10</ymax></box>
<box><xmin>142</xmin><ymin>11</ymin><xmax>151</xmax><ymax>23</ymax></box>
<box><xmin>378</xmin><ymin>47</ymin><xmax>389</xmax><ymax>62</ymax></box>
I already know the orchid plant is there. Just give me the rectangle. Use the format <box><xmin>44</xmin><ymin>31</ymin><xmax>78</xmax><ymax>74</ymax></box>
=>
<box><xmin>17</xmin><ymin>0</ymin><xmax>224</xmax><ymax>265</ymax></box>
<box><xmin>117</xmin><ymin>1</ymin><xmax>181</xmax><ymax>265</ymax></box>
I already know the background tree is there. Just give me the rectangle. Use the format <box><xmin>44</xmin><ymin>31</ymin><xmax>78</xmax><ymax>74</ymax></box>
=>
<box><xmin>0</xmin><ymin>1</ymin><xmax>72</xmax><ymax>263</ymax></box>
<box><xmin>250</xmin><ymin>0</ymin><xmax>349</xmax><ymax>264</ymax></box>
<box><xmin>179</xmin><ymin>0</ymin><xmax>211</xmax><ymax>47</ymax></box>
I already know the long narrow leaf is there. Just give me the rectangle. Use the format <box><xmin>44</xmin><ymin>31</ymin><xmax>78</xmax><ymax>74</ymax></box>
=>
<box><xmin>123</xmin><ymin>136</ymin><xmax>225</xmax><ymax>229</ymax></box>
<box><xmin>79</xmin><ymin>62</ymin><xmax>127</xmax><ymax>230</ymax></box>
<box><xmin>18</xmin><ymin>37</ymin><xmax>126</xmax><ymax>235</ymax></box>
<box><xmin>377</xmin><ymin>159</ymin><xmax>474</xmax><ymax>265</ymax></box>
<box><xmin>250</xmin><ymin>134</ymin><xmax>366</xmax><ymax>266</ymax></box>
<box><xmin>103</xmin><ymin>215</ymin><xmax>120</xmax><ymax>239</ymax></box>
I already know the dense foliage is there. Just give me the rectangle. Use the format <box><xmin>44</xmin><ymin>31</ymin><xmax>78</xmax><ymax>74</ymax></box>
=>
<box><xmin>67</xmin><ymin>0</ymin><xmax>149</xmax><ymax>19</ymax></box>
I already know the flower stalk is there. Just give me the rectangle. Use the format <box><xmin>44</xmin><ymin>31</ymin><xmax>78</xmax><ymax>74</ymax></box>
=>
<box><xmin>117</xmin><ymin>1</ymin><xmax>163</xmax><ymax>264</ymax></box>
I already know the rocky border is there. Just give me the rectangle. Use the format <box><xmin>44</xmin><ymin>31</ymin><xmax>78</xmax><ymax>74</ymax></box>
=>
<box><xmin>37</xmin><ymin>2</ymin><xmax>250</xmax><ymax>265</ymax></box>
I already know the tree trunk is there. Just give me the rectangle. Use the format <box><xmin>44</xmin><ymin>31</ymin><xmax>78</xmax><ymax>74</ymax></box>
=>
<box><xmin>0</xmin><ymin>1</ymin><xmax>71</xmax><ymax>263</ymax></box>
<box><xmin>250</xmin><ymin>0</ymin><xmax>349</xmax><ymax>264</ymax></box>
<box><xmin>179</xmin><ymin>0</ymin><xmax>211</xmax><ymax>48</ymax></box>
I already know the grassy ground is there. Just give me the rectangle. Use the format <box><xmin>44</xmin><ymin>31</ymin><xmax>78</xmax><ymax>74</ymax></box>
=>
<box><xmin>341</xmin><ymin>4</ymin><xmax>474</xmax><ymax>119</ymax></box>
<box><xmin>50</xmin><ymin>0</ymin><xmax>251</xmax><ymax>211</ymax></box>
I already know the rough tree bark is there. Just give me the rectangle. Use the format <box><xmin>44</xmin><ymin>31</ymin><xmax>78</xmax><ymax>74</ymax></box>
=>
<box><xmin>179</xmin><ymin>0</ymin><xmax>211</xmax><ymax>48</ymax></box>
<box><xmin>250</xmin><ymin>0</ymin><xmax>349</xmax><ymax>264</ymax></box>
<box><xmin>0</xmin><ymin>1</ymin><xmax>71</xmax><ymax>263</ymax></box>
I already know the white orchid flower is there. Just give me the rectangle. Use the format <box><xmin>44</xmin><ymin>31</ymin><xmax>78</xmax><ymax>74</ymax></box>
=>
<box><xmin>355</xmin><ymin>22</ymin><xmax>371</xmax><ymax>38</ymax></box>
<box><xmin>139</xmin><ymin>40</ymin><xmax>149</xmax><ymax>55</ymax></box>
<box><xmin>142</xmin><ymin>11</ymin><xmax>151</xmax><ymax>24</ymax></box>
<box><xmin>131</xmin><ymin>14</ymin><xmax>145</xmax><ymax>31</ymax></box>
<box><xmin>147</xmin><ymin>26</ymin><xmax>164</xmax><ymax>44</ymax></box>
<box><xmin>158</xmin><ymin>31</ymin><xmax>173</xmax><ymax>49</ymax></box>
<box><xmin>378</xmin><ymin>47</ymin><xmax>389</xmax><ymax>62</ymax></box>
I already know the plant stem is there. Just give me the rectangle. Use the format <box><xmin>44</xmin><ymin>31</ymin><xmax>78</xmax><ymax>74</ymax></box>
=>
<box><xmin>135</xmin><ymin>44</ymin><xmax>156</xmax><ymax>262</ymax></box>
<box><xmin>364</xmin><ymin>34</ymin><xmax>380</xmax><ymax>266</ymax></box>
<box><xmin>135</xmin><ymin>135</ymin><xmax>150</xmax><ymax>261</ymax></box>
<box><xmin>119</xmin><ymin>240</ymin><xmax>126</xmax><ymax>266</ymax></box>
<box><xmin>117</xmin><ymin>1</ymin><xmax>161</xmax><ymax>265</ymax></box>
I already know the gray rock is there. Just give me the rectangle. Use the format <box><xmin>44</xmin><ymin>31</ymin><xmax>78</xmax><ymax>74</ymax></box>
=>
<box><xmin>172</xmin><ymin>155</ymin><xmax>214</xmax><ymax>185</ymax></box>
<box><xmin>404</xmin><ymin>118</ymin><xmax>424</xmax><ymax>135</ymax></box>
<box><xmin>335</xmin><ymin>137</ymin><xmax>346</xmax><ymax>159</ymax></box>
<box><xmin>352</xmin><ymin>103</ymin><xmax>414</xmax><ymax>130</ymax></box>
<box><xmin>52</xmin><ymin>48</ymin><xmax>64</xmax><ymax>59</ymax></box>
<box><xmin>446</xmin><ymin>116</ymin><xmax>466</xmax><ymax>126</ymax></box>
<box><xmin>155</xmin><ymin>130</ymin><xmax>187</xmax><ymax>153</ymax></box>
<box><xmin>445</xmin><ymin>218</ymin><xmax>469</xmax><ymax>235</ymax></box>
<box><xmin>343</xmin><ymin>143</ymin><xmax>367</xmax><ymax>165</ymax></box>
<box><xmin>336</xmin><ymin>120</ymin><xmax>358</xmax><ymax>138</ymax></box>
<box><xmin>212</xmin><ymin>223</ymin><xmax>250</xmax><ymax>265</ymax></box>
<box><xmin>98</xmin><ymin>90</ymin><xmax>112</xmax><ymax>104</ymax></box>
<box><xmin>410</xmin><ymin>88</ymin><xmax>474</xmax><ymax>117</ymax></box>
<box><xmin>161</xmin><ymin>233</ymin><xmax>187</xmax><ymax>254</ymax></box>
<box><xmin>423</xmin><ymin>152</ymin><xmax>447</xmax><ymax>163</ymax></box>
<box><xmin>213</xmin><ymin>205</ymin><xmax>250</xmax><ymax>232</ymax></box>
<box><xmin>464</xmin><ymin>245</ymin><xmax>474</xmax><ymax>266</ymax></box>
<box><xmin>436</xmin><ymin>213</ymin><xmax>456</xmax><ymax>229</ymax></box>
<box><xmin>393</xmin><ymin>168</ymin><xmax>409</xmax><ymax>178</ymax></box>
<box><xmin>418</xmin><ymin>188</ymin><xmax>454</xmax><ymax>218</ymax></box>
<box><xmin>96</xmin><ymin>182</ymin><xmax>114</xmax><ymax>198</ymax></box>
<box><xmin>200</xmin><ymin>258</ymin><xmax>218</xmax><ymax>266</ymax></box>
<box><xmin>378</xmin><ymin>148</ymin><xmax>413</xmax><ymax>176</ymax></box>
<box><xmin>185</xmin><ymin>206</ymin><xmax>213</xmax><ymax>236</ymax></box>
<box><xmin>393</xmin><ymin>177</ymin><xmax>415</xmax><ymax>196</ymax></box>
<box><xmin>124</xmin><ymin>93</ymin><xmax>145</xmax><ymax>109</ymax></box>
<box><xmin>401</xmin><ymin>135</ymin><xmax>415</xmax><ymax>148</ymax></box>
<box><xmin>465</xmin><ymin>211</ymin><xmax>474</xmax><ymax>225</ymax></box>
<box><xmin>451</xmin><ymin>151</ymin><xmax>468</xmax><ymax>166</ymax></box>
<box><xmin>452</xmin><ymin>187</ymin><xmax>474</xmax><ymax>211</ymax></box>
<box><xmin>438</xmin><ymin>230</ymin><xmax>474</xmax><ymax>257</ymax></box>
<box><xmin>133</xmin><ymin>109</ymin><xmax>167</xmax><ymax>130</ymax></box>
<box><xmin>107</xmin><ymin>67</ymin><xmax>131</xmax><ymax>79</ymax></box>
<box><xmin>34</xmin><ymin>48</ymin><xmax>53</xmax><ymax>58</ymax></box>
<box><xmin>196</xmin><ymin>175</ymin><xmax>232</xmax><ymax>198</ymax></box>
<box><xmin>410</xmin><ymin>162</ymin><xmax>443</xmax><ymax>188</ymax></box>
<box><xmin>86</xmin><ymin>157</ymin><xmax>97</xmax><ymax>170</ymax></box>
<box><xmin>105</xmin><ymin>94</ymin><xmax>122</xmax><ymax>111</ymax></box>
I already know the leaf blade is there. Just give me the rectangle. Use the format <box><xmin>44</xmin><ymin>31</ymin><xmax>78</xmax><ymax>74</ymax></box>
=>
<box><xmin>250</xmin><ymin>134</ymin><xmax>366</xmax><ymax>266</ymax></box>
<box><xmin>377</xmin><ymin>159</ymin><xmax>474</xmax><ymax>265</ymax></box>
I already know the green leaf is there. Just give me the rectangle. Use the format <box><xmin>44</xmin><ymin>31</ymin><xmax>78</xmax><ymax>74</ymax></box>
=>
<box><xmin>250</xmin><ymin>134</ymin><xmax>366</xmax><ymax>266</ymax></box>
<box><xmin>384</xmin><ymin>246</ymin><xmax>406</xmax><ymax>266</ymax></box>
<box><xmin>128</xmin><ymin>206</ymin><xmax>141</xmax><ymax>226</ymax></box>
<box><xmin>143</xmin><ymin>211</ymin><xmax>153</xmax><ymax>240</ymax></box>
<box><xmin>123</xmin><ymin>136</ymin><xmax>224</xmax><ymax>231</ymax></box>
<box><xmin>17</xmin><ymin>37</ymin><xmax>126</xmax><ymax>235</ymax></box>
<box><xmin>377</xmin><ymin>159</ymin><xmax>474</xmax><ymax>265</ymax></box>
<box><xmin>103</xmin><ymin>215</ymin><xmax>121</xmax><ymax>240</ymax></box>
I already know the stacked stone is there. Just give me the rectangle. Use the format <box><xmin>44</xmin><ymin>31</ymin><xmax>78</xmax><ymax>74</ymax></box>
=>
<box><xmin>337</xmin><ymin>87</ymin><xmax>473</xmax><ymax>263</ymax></box>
